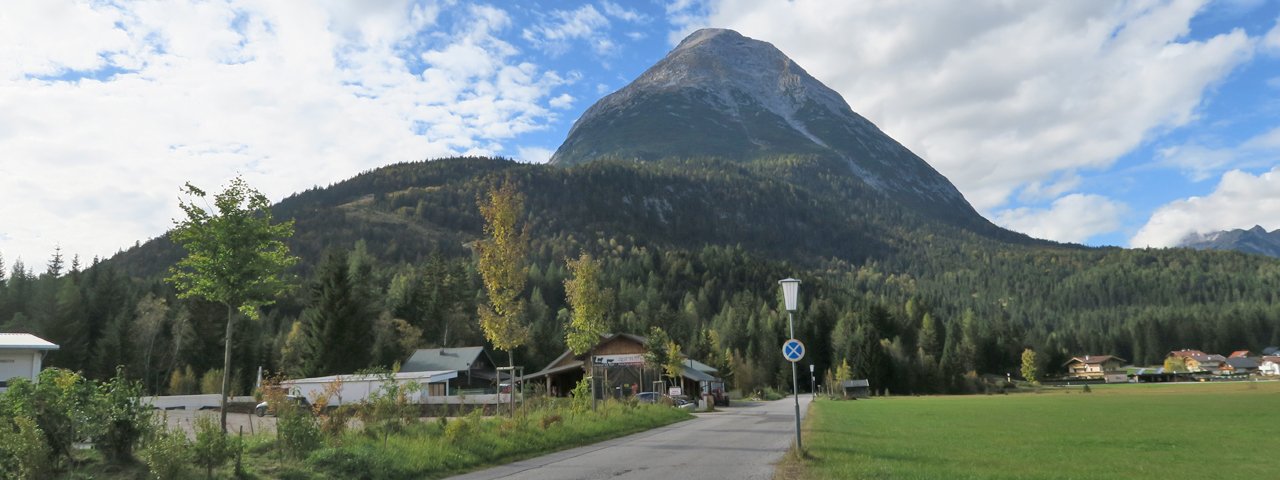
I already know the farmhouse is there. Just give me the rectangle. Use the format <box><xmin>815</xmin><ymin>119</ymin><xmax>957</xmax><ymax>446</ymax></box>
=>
<box><xmin>0</xmin><ymin>333</ymin><xmax>59</xmax><ymax>392</ymax></box>
<box><xmin>1064</xmin><ymin>355</ymin><xmax>1126</xmax><ymax>381</ymax></box>
<box><xmin>1185</xmin><ymin>354</ymin><xmax>1227</xmax><ymax>374</ymax></box>
<box><xmin>1260</xmin><ymin>356</ymin><xmax>1280</xmax><ymax>376</ymax></box>
<box><xmin>401</xmin><ymin>347</ymin><xmax>502</xmax><ymax>393</ymax></box>
<box><xmin>523</xmin><ymin>333</ymin><xmax>721</xmax><ymax>400</ymax></box>
<box><xmin>1221</xmin><ymin>357</ymin><xmax>1259</xmax><ymax>375</ymax></box>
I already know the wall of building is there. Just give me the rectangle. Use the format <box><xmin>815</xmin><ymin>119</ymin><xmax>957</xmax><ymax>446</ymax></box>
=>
<box><xmin>0</xmin><ymin>350</ymin><xmax>39</xmax><ymax>391</ymax></box>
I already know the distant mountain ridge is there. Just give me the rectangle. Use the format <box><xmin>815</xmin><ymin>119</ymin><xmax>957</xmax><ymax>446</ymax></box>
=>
<box><xmin>1179</xmin><ymin>225</ymin><xmax>1280</xmax><ymax>258</ymax></box>
<box><xmin>549</xmin><ymin>28</ymin><xmax>980</xmax><ymax>223</ymax></box>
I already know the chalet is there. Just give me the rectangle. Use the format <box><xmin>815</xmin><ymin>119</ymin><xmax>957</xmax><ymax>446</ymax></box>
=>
<box><xmin>0</xmin><ymin>333</ymin><xmax>59</xmax><ymax>392</ymax></box>
<box><xmin>523</xmin><ymin>333</ymin><xmax>720</xmax><ymax>401</ymax></box>
<box><xmin>1260</xmin><ymin>356</ymin><xmax>1280</xmax><ymax>376</ymax></box>
<box><xmin>1064</xmin><ymin>355</ymin><xmax>1126</xmax><ymax>381</ymax></box>
<box><xmin>400</xmin><ymin>347</ymin><xmax>501</xmax><ymax>394</ymax></box>
<box><xmin>1185</xmin><ymin>354</ymin><xmax>1228</xmax><ymax>374</ymax></box>
<box><xmin>1221</xmin><ymin>357</ymin><xmax>1259</xmax><ymax>375</ymax></box>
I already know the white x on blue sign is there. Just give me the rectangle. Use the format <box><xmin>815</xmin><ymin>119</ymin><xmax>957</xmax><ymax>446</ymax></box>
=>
<box><xmin>782</xmin><ymin>338</ymin><xmax>805</xmax><ymax>362</ymax></box>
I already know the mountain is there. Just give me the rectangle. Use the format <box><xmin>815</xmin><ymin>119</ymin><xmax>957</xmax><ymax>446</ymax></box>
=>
<box><xmin>550</xmin><ymin>28</ymin><xmax>978</xmax><ymax>223</ymax></box>
<box><xmin>39</xmin><ymin>28</ymin><xmax>1280</xmax><ymax>395</ymax></box>
<box><xmin>1179</xmin><ymin>225</ymin><xmax>1280</xmax><ymax>258</ymax></box>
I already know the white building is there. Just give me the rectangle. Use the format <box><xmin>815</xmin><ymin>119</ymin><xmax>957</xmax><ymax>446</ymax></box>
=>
<box><xmin>0</xmin><ymin>333</ymin><xmax>60</xmax><ymax>392</ymax></box>
<box><xmin>1261</xmin><ymin>356</ymin><xmax>1280</xmax><ymax>376</ymax></box>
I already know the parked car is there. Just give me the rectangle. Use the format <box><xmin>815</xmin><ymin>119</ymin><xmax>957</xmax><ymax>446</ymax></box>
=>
<box><xmin>635</xmin><ymin>392</ymin><xmax>696</xmax><ymax>410</ymax></box>
<box><xmin>254</xmin><ymin>394</ymin><xmax>311</xmax><ymax>417</ymax></box>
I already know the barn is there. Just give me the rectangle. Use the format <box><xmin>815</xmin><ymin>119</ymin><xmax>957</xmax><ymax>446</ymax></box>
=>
<box><xmin>0</xmin><ymin>333</ymin><xmax>59</xmax><ymax>392</ymax></box>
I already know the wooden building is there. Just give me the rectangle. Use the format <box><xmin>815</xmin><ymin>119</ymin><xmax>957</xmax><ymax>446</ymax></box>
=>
<box><xmin>523</xmin><ymin>333</ymin><xmax>719</xmax><ymax>400</ymax></box>
<box><xmin>1063</xmin><ymin>355</ymin><xmax>1126</xmax><ymax>381</ymax></box>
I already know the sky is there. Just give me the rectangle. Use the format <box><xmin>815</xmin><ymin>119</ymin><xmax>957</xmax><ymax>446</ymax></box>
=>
<box><xmin>2</xmin><ymin>0</ymin><xmax>1280</xmax><ymax>268</ymax></box>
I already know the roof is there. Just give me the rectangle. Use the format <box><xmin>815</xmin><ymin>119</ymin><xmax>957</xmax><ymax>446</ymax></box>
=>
<box><xmin>401</xmin><ymin>347</ymin><xmax>490</xmax><ymax>373</ymax></box>
<box><xmin>522</xmin><ymin>360</ymin><xmax>585</xmax><ymax>381</ymax></box>
<box><xmin>687</xmin><ymin>359</ymin><xmax>718</xmax><ymax>374</ymax></box>
<box><xmin>680</xmin><ymin>365</ymin><xmax>716</xmax><ymax>382</ymax></box>
<box><xmin>842</xmin><ymin>379</ymin><xmax>870</xmax><ymax>388</ymax></box>
<box><xmin>0</xmin><ymin>333</ymin><xmax>59</xmax><ymax>350</ymax></box>
<box><xmin>1225</xmin><ymin>357</ymin><xmax>1259</xmax><ymax>369</ymax></box>
<box><xmin>1229</xmin><ymin>350</ymin><xmax>1254</xmax><ymax>358</ymax></box>
<box><xmin>1263</xmin><ymin>347</ymin><xmax>1280</xmax><ymax>356</ymax></box>
<box><xmin>1189</xmin><ymin>354</ymin><xmax>1226</xmax><ymax>364</ymax></box>
<box><xmin>284</xmin><ymin>370</ymin><xmax>457</xmax><ymax>385</ymax></box>
<box><xmin>1064</xmin><ymin>355</ymin><xmax>1126</xmax><ymax>366</ymax></box>
<box><xmin>1169</xmin><ymin>349</ymin><xmax>1206</xmax><ymax>358</ymax></box>
<box><xmin>1261</xmin><ymin>356</ymin><xmax>1280</xmax><ymax>365</ymax></box>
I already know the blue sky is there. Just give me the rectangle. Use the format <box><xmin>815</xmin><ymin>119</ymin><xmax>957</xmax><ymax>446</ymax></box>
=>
<box><xmin>2</xmin><ymin>0</ymin><xmax>1279</xmax><ymax>267</ymax></box>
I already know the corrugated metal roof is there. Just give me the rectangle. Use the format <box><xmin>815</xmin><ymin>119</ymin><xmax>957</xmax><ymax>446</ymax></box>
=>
<box><xmin>680</xmin><ymin>365</ymin><xmax>716</xmax><ymax>382</ymax></box>
<box><xmin>0</xmin><ymin>333</ymin><xmax>59</xmax><ymax>350</ymax></box>
<box><xmin>401</xmin><ymin>347</ymin><xmax>489</xmax><ymax>373</ymax></box>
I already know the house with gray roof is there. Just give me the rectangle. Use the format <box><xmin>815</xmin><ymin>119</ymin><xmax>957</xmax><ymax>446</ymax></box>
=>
<box><xmin>400</xmin><ymin>347</ymin><xmax>501</xmax><ymax>392</ymax></box>
<box><xmin>1222</xmin><ymin>357</ymin><xmax>1259</xmax><ymax>375</ymax></box>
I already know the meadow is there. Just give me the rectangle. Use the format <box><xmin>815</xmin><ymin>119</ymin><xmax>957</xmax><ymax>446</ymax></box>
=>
<box><xmin>793</xmin><ymin>381</ymin><xmax>1280</xmax><ymax>479</ymax></box>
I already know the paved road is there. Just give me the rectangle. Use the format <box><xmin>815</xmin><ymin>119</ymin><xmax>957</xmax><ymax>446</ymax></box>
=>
<box><xmin>450</xmin><ymin>395</ymin><xmax>812</xmax><ymax>480</ymax></box>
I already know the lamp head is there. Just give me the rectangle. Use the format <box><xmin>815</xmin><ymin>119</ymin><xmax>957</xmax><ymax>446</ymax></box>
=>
<box><xmin>778</xmin><ymin>278</ymin><xmax>800</xmax><ymax>312</ymax></box>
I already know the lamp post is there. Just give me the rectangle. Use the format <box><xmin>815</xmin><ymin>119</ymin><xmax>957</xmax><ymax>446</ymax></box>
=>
<box><xmin>779</xmin><ymin>278</ymin><xmax>802</xmax><ymax>451</ymax></box>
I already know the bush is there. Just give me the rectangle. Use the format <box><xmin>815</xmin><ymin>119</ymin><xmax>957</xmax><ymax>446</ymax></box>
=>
<box><xmin>1</xmin><ymin>369</ymin><xmax>99</xmax><ymax>465</ymax></box>
<box><xmin>140</xmin><ymin>425</ymin><xmax>191</xmax><ymax>480</ymax></box>
<box><xmin>96</xmin><ymin>366</ymin><xmax>154</xmax><ymax>463</ymax></box>
<box><xmin>192</xmin><ymin>415</ymin><xmax>234</xmax><ymax>479</ymax></box>
<box><xmin>0</xmin><ymin>416</ymin><xmax>53</xmax><ymax>480</ymax></box>
<box><xmin>570</xmin><ymin>378</ymin><xmax>591</xmax><ymax>414</ymax></box>
<box><xmin>277</xmin><ymin>402</ymin><xmax>322</xmax><ymax>458</ymax></box>
<box><xmin>169</xmin><ymin>366</ymin><xmax>198</xmax><ymax>395</ymax></box>
<box><xmin>199</xmin><ymin>369</ymin><xmax>223</xmax><ymax>395</ymax></box>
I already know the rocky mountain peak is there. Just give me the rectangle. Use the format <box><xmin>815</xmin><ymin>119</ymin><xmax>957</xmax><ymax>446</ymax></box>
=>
<box><xmin>549</xmin><ymin>28</ymin><xmax>981</xmax><ymax>223</ymax></box>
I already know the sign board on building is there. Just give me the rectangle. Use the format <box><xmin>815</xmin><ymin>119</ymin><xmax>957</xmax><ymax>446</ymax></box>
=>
<box><xmin>594</xmin><ymin>354</ymin><xmax>645</xmax><ymax>365</ymax></box>
<box><xmin>668</xmin><ymin>387</ymin><xmax>682</xmax><ymax>396</ymax></box>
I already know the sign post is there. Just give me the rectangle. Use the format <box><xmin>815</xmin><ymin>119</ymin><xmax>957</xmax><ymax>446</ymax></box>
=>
<box><xmin>779</xmin><ymin>278</ymin><xmax>803</xmax><ymax>451</ymax></box>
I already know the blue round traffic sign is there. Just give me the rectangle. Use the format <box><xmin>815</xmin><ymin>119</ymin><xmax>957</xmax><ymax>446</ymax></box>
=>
<box><xmin>782</xmin><ymin>338</ymin><xmax>805</xmax><ymax>362</ymax></box>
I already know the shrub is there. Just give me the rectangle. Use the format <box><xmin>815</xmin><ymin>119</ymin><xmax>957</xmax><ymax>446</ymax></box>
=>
<box><xmin>357</xmin><ymin>370</ymin><xmax>422</xmax><ymax>443</ymax></box>
<box><xmin>540</xmin><ymin>414</ymin><xmax>563</xmax><ymax>429</ymax></box>
<box><xmin>2</xmin><ymin>369</ymin><xmax>99</xmax><ymax>465</ymax></box>
<box><xmin>191</xmin><ymin>415</ymin><xmax>234</xmax><ymax>479</ymax></box>
<box><xmin>277</xmin><ymin>402</ymin><xmax>322</xmax><ymax>458</ymax></box>
<box><xmin>1082</xmin><ymin>385</ymin><xmax>1093</xmax><ymax>394</ymax></box>
<box><xmin>96</xmin><ymin>366</ymin><xmax>154</xmax><ymax>463</ymax></box>
<box><xmin>0</xmin><ymin>416</ymin><xmax>53</xmax><ymax>480</ymax></box>
<box><xmin>570</xmin><ymin>378</ymin><xmax>591</xmax><ymax>414</ymax></box>
<box><xmin>140</xmin><ymin>425</ymin><xmax>191</xmax><ymax>480</ymax></box>
<box><xmin>199</xmin><ymin>369</ymin><xmax>223</xmax><ymax>395</ymax></box>
<box><xmin>169</xmin><ymin>366</ymin><xmax>198</xmax><ymax>395</ymax></box>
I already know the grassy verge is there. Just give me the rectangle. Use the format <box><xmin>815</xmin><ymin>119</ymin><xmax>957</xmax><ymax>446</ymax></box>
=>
<box><xmin>73</xmin><ymin>400</ymin><xmax>692</xmax><ymax>479</ymax></box>
<box><xmin>788</xmin><ymin>381</ymin><xmax>1280</xmax><ymax>479</ymax></box>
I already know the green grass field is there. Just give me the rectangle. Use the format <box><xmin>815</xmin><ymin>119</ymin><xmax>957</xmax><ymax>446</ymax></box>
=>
<box><xmin>796</xmin><ymin>382</ymin><xmax>1280</xmax><ymax>479</ymax></box>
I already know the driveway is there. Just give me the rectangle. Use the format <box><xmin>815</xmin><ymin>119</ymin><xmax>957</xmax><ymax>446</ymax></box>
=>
<box><xmin>449</xmin><ymin>395</ymin><xmax>813</xmax><ymax>480</ymax></box>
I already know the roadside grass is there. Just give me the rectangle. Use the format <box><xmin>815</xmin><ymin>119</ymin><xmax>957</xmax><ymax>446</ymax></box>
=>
<box><xmin>39</xmin><ymin>400</ymin><xmax>691</xmax><ymax>479</ymax></box>
<box><xmin>234</xmin><ymin>400</ymin><xmax>689</xmax><ymax>479</ymax></box>
<box><xmin>790</xmin><ymin>381</ymin><xmax>1280</xmax><ymax>479</ymax></box>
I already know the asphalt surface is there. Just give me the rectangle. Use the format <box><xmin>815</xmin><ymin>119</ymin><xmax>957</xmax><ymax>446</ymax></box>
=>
<box><xmin>449</xmin><ymin>395</ymin><xmax>812</xmax><ymax>480</ymax></box>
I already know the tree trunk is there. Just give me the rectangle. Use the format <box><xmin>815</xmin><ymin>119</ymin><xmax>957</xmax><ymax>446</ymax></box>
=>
<box><xmin>221</xmin><ymin>303</ymin><xmax>234</xmax><ymax>433</ymax></box>
<box><xmin>507</xmin><ymin>349</ymin><xmax>514</xmax><ymax>417</ymax></box>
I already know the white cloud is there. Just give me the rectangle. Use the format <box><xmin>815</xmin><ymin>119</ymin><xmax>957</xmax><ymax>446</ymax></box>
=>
<box><xmin>522</xmin><ymin>5</ymin><xmax>614</xmax><ymax>56</ymax></box>
<box><xmin>600</xmin><ymin>2</ymin><xmax>648</xmax><ymax>23</ymax></box>
<box><xmin>549</xmin><ymin>93</ymin><xmax>575</xmax><ymax>109</ymax></box>
<box><xmin>671</xmin><ymin>1</ymin><xmax>1256</xmax><ymax>212</ymax></box>
<box><xmin>515</xmin><ymin>146</ymin><xmax>554</xmax><ymax>164</ymax></box>
<box><xmin>1132</xmin><ymin>167</ymin><xmax>1280</xmax><ymax>247</ymax></box>
<box><xmin>0</xmin><ymin>1</ymin><xmax>570</xmax><ymax>265</ymax></box>
<box><xmin>994</xmin><ymin>194</ymin><xmax>1128</xmax><ymax>244</ymax></box>
<box><xmin>1264</xmin><ymin>17</ymin><xmax>1280</xmax><ymax>53</ymax></box>
<box><xmin>1154</xmin><ymin>126</ymin><xmax>1280</xmax><ymax>181</ymax></box>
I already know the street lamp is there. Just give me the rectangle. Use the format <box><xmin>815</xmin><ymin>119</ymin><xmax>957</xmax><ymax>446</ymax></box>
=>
<box><xmin>779</xmin><ymin>278</ymin><xmax>802</xmax><ymax>451</ymax></box>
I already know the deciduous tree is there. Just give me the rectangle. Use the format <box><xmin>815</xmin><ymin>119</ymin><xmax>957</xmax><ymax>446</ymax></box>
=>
<box><xmin>475</xmin><ymin>179</ymin><xmax>530</xmax><ymax>370</ymax></box>
<box><xmin>564</xmin><ymin>253</ymin><xmax>608</xmax><ymax>355</ymax></box>
<box><xmin>167</xmin><ymin>176</ymin><xmax>296</xmax><ymax>431</ymax></box>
